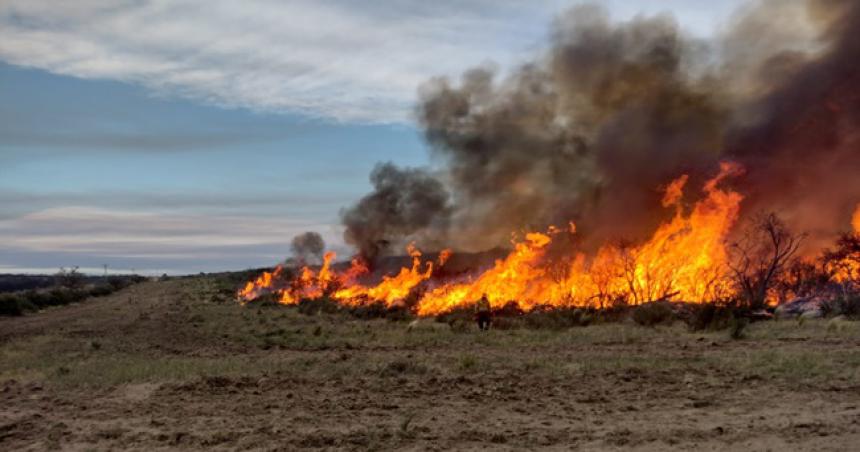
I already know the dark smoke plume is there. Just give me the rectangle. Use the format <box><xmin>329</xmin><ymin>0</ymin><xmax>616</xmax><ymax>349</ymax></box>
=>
<box><xmin>343</xmin><ymin>0</ymin><xmax>860</xmax><ymax>258</ymax></box>
<box><xmin>290</xmin><ymin>231</ymin><xmax>325</xmax><ymax>264</ymax></box>
<box><xmin>725</xmin><ymin>0</ymin><xmax>860</xmax><ymax>248</ymax></box>
<box><xmin>341</xmin><ymin>163</ymin><xmax>451</xmax><ymax>261</ymax></box>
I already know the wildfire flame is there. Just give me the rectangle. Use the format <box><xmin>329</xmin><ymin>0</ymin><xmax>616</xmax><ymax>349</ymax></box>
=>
<box><xmin>239</xmin><ymin>162</ymin><xmax>747</xmax><ymax>315</ymax></box>
<box><xmin>417</xmin><ymin>162</ymin><xmax>743</xmax><ymax>315</ymax></box>
<box><xmin>237</xmin><ymin>244</ymin><xmax>439</xmax><ymax>308</ymax></box>
<box><xmin>332</xmin><ymin>244</ymin><xmax>434</xmax><ymax>307</ymax></box>
<box><xmin>829</xmin><ymin>204</ymin><xmax>860</xmax><ymax>283</ymax></box>
<box><xmin>853</xmin><ymin>204</ymin><xmax>860</xmax><ymax>234</ymax></box>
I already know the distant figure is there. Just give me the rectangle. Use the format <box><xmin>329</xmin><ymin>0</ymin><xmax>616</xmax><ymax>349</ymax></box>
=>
<box><xmin>475</xmin><ymin>294</ymin><xmax>492</xmax><ymax>331</ymax></box>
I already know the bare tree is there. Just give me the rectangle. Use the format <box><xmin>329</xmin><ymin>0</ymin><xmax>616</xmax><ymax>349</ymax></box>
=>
<box><xmin>728</xmin><ymin>213</ymin><xmax>805</xmax><ymax>309</ymax></box>
<box><xmin>55</xmin><ymin>266</ymin><xmax>86</xmax><ymax>290</ymax></box>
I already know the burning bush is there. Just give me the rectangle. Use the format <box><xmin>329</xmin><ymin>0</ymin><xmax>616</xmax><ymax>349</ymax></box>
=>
<box><xmin>728</xmin><ymin>213</ymin><xmax>805</xmax><ymax>309</ymax></box>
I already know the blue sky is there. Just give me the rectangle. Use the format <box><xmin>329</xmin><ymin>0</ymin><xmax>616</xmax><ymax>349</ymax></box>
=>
<box><xmin>0</xmin><ymin>0</ymin><xmax>746</xmax><ymax>274</ymax></box>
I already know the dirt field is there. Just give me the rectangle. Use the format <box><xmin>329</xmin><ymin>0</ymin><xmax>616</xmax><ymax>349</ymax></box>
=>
<box><xmin>1</xmin><ymin>277</ymin><xmax>860</xmax><ymax>451</ymax></box>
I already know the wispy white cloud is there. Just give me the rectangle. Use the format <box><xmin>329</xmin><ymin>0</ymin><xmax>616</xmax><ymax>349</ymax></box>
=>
<box><xmin>0</xmin><ymin>0</ymin><xmax>562</xmax><ymax>123</ymax></box>
<box><xmin>0</xmin><ymin>206</ymin><xmax>350</xmax><ymax>273</ymax></box>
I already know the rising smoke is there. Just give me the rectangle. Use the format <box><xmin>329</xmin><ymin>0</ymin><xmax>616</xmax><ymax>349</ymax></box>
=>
<box><xmin>290</xmin><ymin>231</ymin><xmax>326</xmax><ymax>264</ymax></box>
<box><xmin>342</xmin><ymin>0</ymin><xmax>860</xmax><ymax>260</ymax></box>
<box><xmin>340</xmin><ymin>163</ymin><xmax>452</xmax><ymax>262</ymax></box>
<box><xmin>725</xmin><ymin>0</ymin><xmax>860</xmax><ymax>247</ymax></box>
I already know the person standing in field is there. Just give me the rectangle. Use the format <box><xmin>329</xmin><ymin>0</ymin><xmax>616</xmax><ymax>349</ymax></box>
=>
<box><xmin>475</xmin><ymin>294</ymin><xmax>492</xmax><ymax>330</ymax></box>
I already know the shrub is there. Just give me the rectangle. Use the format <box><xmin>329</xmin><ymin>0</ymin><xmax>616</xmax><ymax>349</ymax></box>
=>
<box><xmin>523</xmin><ymin>307</ymin><xmax>592</xmax><ymax>329</ymax></box>
<box><xmin>88</xmin><ymin>285</ymin><xmax>114</xmax><ymax>297</ymax></box>
<box><xmin>496</xmin><ymin>301</ymin><xmax>525</xmax><ymax>317</ymax></box>
<box><xmin>247</xmin><ymin>292</ymin><xmax>286</xmax><ymax>308</ymax></box>
<box><xmin>22</xmin><ymin>290</ymin><xmax>48</xmax><ymax>308</ymax></box>
<box><xmin>818</xmin><ymin>299</ymin><xmax>836</xmax><ymax>318</ymax></box>
<box><xmin>685</xmin><ymin>303</ymin><xmax>736</xmax><ymax>331</ymax></box>
<box><xmin>490</xmin><ymin>316</ymin><xmax>524</xmax><ymax>330</ymax></box>
<box><xmin>729</xmin><ymin>317</ymin><xmax>750</xmax><ymax>340</ymax></box>
<box><xmin>46</xmin><ymin>288</ymin><xmax>88</xmax><ymax>306</ymax></box>
<box><xmin>632</xmin><ymin>302</ymin><xmax>675</xmax><ymax>327</ymax></box>
<box><xmin>296</xmin><ymin>297</ymin><xmax>341</xmax><ymax>316</ymax></box>
<box><xmin>592</xmin><ymin>298</ymin><xmax>631</xmax><ymax>324</ymax></box>
<box><xmin>382</xmin><ymin>306</ymin><xmax>413</xmax><ymax>322</ymax></box>
<box><xmin>107</xmin><ymin>276</ymin><xmax>130</xmax><ymax>291</ymax></box>
<box><xmin>15</xmin><ymin>287</ymin><xmax>89</xmax><ymax>310</ymax></box>
<box><xmin>0</xmin><ymin>294</ymin><xmax>26</xmax><ymax>316</ymax></box>
<box><xmin>0</xmin><ymin>274</ymin><xmax>141</xmax><ymax>317</ymax></box>
<box><xmin>834</xmin><ymin>294</ymin><xmax>860</xmax><ymax>319</ymax></box>
<box><xmin>435</xmin><ymin>307</ymin><xmax>474</xmax><ymax>326</ymax></box>
<box><xmin>55</xmin><ymin>266</ymin><xmax>86</xmax><ymax>289</ymax></box>
<box><xmin>347</xmin><ymin>301</ymin><xmax>388</xmax><ymax>319</ymax></box>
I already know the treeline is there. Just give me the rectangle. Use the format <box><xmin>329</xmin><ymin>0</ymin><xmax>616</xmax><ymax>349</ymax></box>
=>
<box><xmin>0</xmin><ymin>268</ymin><xmax>146</xmax><ymax>316</ymax></box>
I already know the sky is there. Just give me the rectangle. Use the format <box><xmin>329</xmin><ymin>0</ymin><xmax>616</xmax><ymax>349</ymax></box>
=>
<box><xmin>0</xmin><ymin>0</ymin><xmax>745</xmax><ymax>275</ymax></box>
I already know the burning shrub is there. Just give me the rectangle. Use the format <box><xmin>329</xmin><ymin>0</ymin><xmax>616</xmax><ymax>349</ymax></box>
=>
<box><xmin>823</xmin><ymin>232</ymin><xmax>860</xmax><ymax>290</ymax></box>
<box><xmin>774</xmin><ymin>259</ymin><xmax>832</xmax><ymax>303</ymax></box>
<box><xmin>631</xmin><ymin>302</ymin><xmax>676</xmax><ymax>327</ymax></box>
<box><xmin>728</xmin><ymin>213</ymin><xmax>805</xmax><ymax>309</ymax></box>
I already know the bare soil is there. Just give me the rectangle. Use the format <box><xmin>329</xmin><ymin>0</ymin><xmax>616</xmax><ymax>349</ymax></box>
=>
<box><xmin>1</xmin><ymin>277</ymin><xmax>860</xmax><ymax>450</ymax></box>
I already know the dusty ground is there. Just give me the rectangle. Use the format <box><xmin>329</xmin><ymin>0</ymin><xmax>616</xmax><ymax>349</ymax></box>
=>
<box><xmin>1</xmin><ymin>277</ymin><xmax>860</xmax><ymax>451</ymax></box>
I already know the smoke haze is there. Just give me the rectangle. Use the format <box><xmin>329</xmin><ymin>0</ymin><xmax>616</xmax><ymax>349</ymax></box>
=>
<box><xmin>343</xmin><ymin>0</ymin><xmax>860</xmax><ymax>259</ymax></box>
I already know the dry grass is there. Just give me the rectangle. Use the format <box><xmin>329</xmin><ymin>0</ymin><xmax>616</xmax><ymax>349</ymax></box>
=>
<box><xmin>2</xmin><ymin>283</ymin><xmax>858</xmax><ymax>388</ymax></box>
<box><xmin>2</xmin><ymin>275</ymin><xmax>860</xmax><ymax>450</ymax></box>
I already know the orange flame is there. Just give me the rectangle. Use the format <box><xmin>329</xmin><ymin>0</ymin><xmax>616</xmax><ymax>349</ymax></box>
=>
<box><xmin>239</xmin><ymin>162</ymin><xmax>746</xmax><ymax>316</ymax></box>
<box><xmin>237</xmin><ymin>244</ymin><xmax>438</xmax><ymax>308</ymax></box>
<box><xmin>332</xmin><ymin>244</ymin><xmax>435</xmax><ymax>307</ymax></box>
<box><xmin>438</xmin><ymin>249</ymin><xmax>453</xmax><ymax>266</ymax></box>
<box><xmin>830</xmin><ymin>203</ymin><xmax>860</xmax><ymax>283</ymax></box>
<box><xmin>662</xmin><ymin>174</ymin><xmax>688</xmax><ymax>208</ymax></box>
<box><xmin>415</xmin><ymin>162</ymin><xmax>743</xmax><ymax>315</ymax></box>
<box><xmin>853</xmin><ymin>204</ymin><xmax>860</xmax><ymax>234</ymax></box>
<box><xmin>238</xmin><ymin>266</ymin><xmax>284</xmax><ymax>302</ymax></box>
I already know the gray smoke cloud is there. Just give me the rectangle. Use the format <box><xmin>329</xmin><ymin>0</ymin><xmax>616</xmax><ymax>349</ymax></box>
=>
<box><xmin>343</xmin><ymin>0</ymin><xmax>860</xmax><ymax>259</ymax></box>
<box><xmin>340</xmin><ymin>163</ymin><xmax>452</xmax><ymax>262</ymax></box>
<box><xmin>290</xmin><ymin>231</ymin><xmax>325</xmax><ymax>264</ymax></box>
